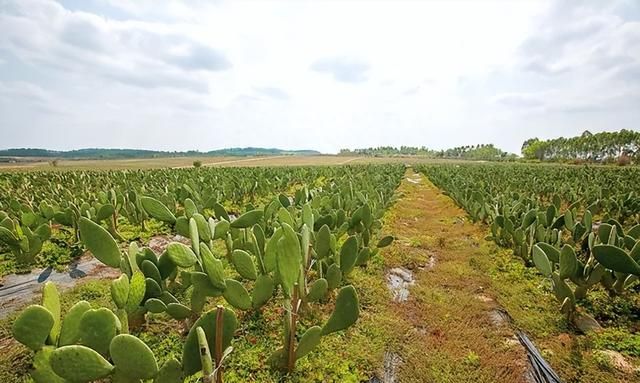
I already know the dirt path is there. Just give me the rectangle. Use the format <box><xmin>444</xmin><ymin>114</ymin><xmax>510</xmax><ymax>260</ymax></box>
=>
<box><xmin>338</xmin><ymin>157</ymin><xmax>359</xmax><ymax>165</ymax></box>
<box><xmin>373</xmin><ymin>170</ymin><xmax>534</xmax><ymax>382</ymax></box>
<box><xmin>172</xmin><ymin>155</ymin><xmax>288</xmax><ymax>169</ymax></box>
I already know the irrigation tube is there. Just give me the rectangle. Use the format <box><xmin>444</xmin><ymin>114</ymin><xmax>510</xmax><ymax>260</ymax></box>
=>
<box><xmin>516</xmin><ymin>330</ymin><xmax>564</xmax><ymax>383</ymax></box>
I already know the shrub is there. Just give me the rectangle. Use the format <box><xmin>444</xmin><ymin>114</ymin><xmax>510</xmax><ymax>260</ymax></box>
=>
<box><xmin>616</xmin><ymin>154</ymin><xmax>630</xmax><ymax>166</ymax></box>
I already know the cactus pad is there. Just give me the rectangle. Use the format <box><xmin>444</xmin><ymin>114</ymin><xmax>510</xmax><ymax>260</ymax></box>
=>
<box><xmin>223</xmin><ymin>279</ymin><xmax>252</xmax><ymax>310</ymax></box>
<box><xmin>166</xmin><ymin>243</ymin><xmax>198</xmax><ymax>268</ymax></box>
<box><xmin>110</xmin><ymin>334</ymin><xmax>159</xmax><ymax>379</ymax></box>
<box><xmin>321</xmin><ymin>285</ymin><xmax>359</xmax><ymax>336</ymax></box>
<box><xmin>12</xmin><ymin>305</ymin><xmax>54</xmax><ymax>351</ymax></box>
<box><xmin>79</xmin><ymin>217</ymin><xmax>121</xmax><ymax>268</ymax></box>
<box><xmin>58</xmin><ymin>300</ymin><xmax>91</xmax><ymax>346</ymax></box>
<box><xmin>51</xmin><ymin>345</ymin><xmax>114</xmax><ymax>382</ymax></box>
<box><xmin>182</xmin><ymin>307</ymin><xmax>238</xmax><ymax>375</ymax></box>
<box><xmin>231</xmin><ymin>249</ymin><xmax>258</xmax><ymax>280</ymax></box>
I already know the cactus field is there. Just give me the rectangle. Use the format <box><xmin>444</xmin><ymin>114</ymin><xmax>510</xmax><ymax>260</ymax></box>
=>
<box><xmin>417</xmin><ymin>163</ymin><xmax>640</xmax><ymax>325</ymax></box>
<box><xmin>0</xmin><ymin>161</ymin><xmax>639</xmax><ymax>382</ymax></box>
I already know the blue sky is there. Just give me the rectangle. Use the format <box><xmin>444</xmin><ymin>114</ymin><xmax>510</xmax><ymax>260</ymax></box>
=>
<box><xmin>0</xmin><ymin>0</ymin><xmax>639</xmax><ymax>154</ymax></box>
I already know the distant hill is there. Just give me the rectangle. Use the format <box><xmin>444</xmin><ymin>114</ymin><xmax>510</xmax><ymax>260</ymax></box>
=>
<box><xmin>0</xmin><ymin>147</ymin><xmax>321</xmax><ymax>160</ymax></box>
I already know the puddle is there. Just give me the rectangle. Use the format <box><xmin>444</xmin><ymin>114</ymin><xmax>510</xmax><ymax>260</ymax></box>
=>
<box><xmin>425</xmin><ymin>255</ymin><xmax>437</xmax><ymax>270</ymax></box>
<box><xmin>386</xmin><ymin>267</ymin><xmax>415</xmax><ymax>302</ymax></box>
<box><xmin>0</xmin><ymin>254</ymin><xmax>120</xmax><ymax>318</ymax></box>
<box><xmin>488</xmin><ymin>309</ymin><xmax>511</xmax><ymax>327</ymax></box>
<box><xmin>376</xmin><ymin>266</ymin><xmax>415</xmax><ymax>381</ymax></box>
<box><xmin>369</xmin><ymin>351</ymin><xmax>403</xmax><ymax>383</ymax></box>
<box><xmin>593</xmin><ymin>350</ymin><xmax>640</xmax><ymax>374</ymax></box>
<box><xmin>573</xmin><ymin>312</ymin><xmax>602</xmax><ymax>334</ymax></box>
<box><xmin>475</xmin><ymin>294</ymin><xmax>494</xmax><ymax>303</ymax></box>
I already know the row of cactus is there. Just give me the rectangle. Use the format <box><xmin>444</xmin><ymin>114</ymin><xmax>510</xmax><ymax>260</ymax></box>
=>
<box><xmin>418</xmin><ymin>163</ymin><xmax>640</xmax><ymax>329</ymax></box>
<box><xmin>0</xmin><ymin>164</ymin><xmax>404</xmax><ymax>269</ymax></box>
<box><xmin>10</xmin><ymin>165</ymin><xmax>401</xmax><ymax>381</ymax></box>
<box><xmin>532</xmin><ymin>222</ymin><xmax>640</xmax><ymax>319</ymax></box>
<box><xmin>12</xmin><ymin>222</ymin><xmax>372</xmax><ymax>381</ymax></box>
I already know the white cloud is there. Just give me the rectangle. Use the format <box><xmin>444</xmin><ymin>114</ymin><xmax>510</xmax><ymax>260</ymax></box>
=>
<box><xmin>253</xmin><ymin>87</ymin><xmax>289</xmax><ymax>101</ymax></box>
<box><xmin>310</xmin><ymin>57</ymin><xmax>370</xmax><ymax>83</ymax></box>
<box><xmin>0</xmin><ymin>0</ymin><xmax>638</xmax><ymax>154</ymax></box>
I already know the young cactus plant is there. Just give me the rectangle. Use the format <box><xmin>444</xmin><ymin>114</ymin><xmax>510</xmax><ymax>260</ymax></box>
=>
<box><xmin>194</xmin><ymin>308</ymin><xmax>234</xmax><ymax>383</ymax></box>
<box><xmin>256</xmin><ymin>213</ymin><xmax>363</xmax><ymax>372</ymax></box>
<box><xmin>12</xmin><ymin>281</ymin><xmax>163</xmax><ymax>383</ymax></box>
<box><xmin>269</xmin><ymin>284</ymin><xmax>360</xmax><ymax>373</ymax></box>
<box><xmin>0</xmin><ymin>214</ymin><xmax>51</xmax><ymax>269</ymax></box>
<box><xmin>183</xmin><ymin>306</ymin><xmax>237</xmax><ymax>382</ymax></box>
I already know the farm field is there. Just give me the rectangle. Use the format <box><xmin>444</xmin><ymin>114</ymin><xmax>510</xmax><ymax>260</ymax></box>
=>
<box><xmin>0</xmin><ymin>155</ymin><xmax>442</xmax><ymax>171</ymax></box>
<box><xmin>0</xmin><ymin>161</ymin><xmax>638</xmax><ymax>382</ymax></box>
<box><xmin>3</xmin><ymin>0</ymin><xmax>639</xmax><ymax>381</ymax></box>
<box><xmin>0</xmin><ymin>154</ymin><xmax>510</xmax><ymax>172</ymax></box>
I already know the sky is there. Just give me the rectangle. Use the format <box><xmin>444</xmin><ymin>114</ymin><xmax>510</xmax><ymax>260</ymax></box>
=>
<box><xmin>0</xmin><ymin>0</ymin><xmax>639</xmax><ymax>154</ymax></box>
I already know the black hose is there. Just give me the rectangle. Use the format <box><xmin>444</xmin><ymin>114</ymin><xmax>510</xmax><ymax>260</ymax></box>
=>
<box><xmin>516</xmin><ymin>330</ymin><xmax>563</xmax><ymax>383</ymax></box>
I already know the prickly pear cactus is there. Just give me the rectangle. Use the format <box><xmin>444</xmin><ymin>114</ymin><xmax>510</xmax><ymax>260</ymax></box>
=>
<box><xmin>30</xmin><ymin>346</ymin><xmax>66</xmax><ymax>383</ymax></box>
<box><xmin>321</xmin><ymin>285</ymin><xmax>359</xmax><ymax>335</ymax></box>
<box><xmin>50</xmin><ymin>345</ymin><xmax>114</xmax><ymax>382</ymax></box>
<box><xmin>140</xmin><ymin>196</ymin><xmax>176</xmax><ymax>224</ymax></box>
<box><xmin>251</xmin><ymin>274</ymin><xmax>275</xmax><ymax>309</ymax></box>
<box><xmin>339</xmin><ymin>236</ymin><xmax>358</xmax><ymax>275</ymax></box>
<box><xmin>79</xmin><ymin>217</ymin><xmax>121</xmax><ymax>267</ymax></box>
<box><xmin>154</xmin><ymin>358</ymin><xmax>183</xmax><ymax>383</ymax></box>
<box><xmin>182</xmin><ymin>307</ymin><xmax>237</xmax><ymax>376</ymax></box>
<box><xmin>593</xmin><ymin>244</ymin><xmax>640</xmax><ymax>276</ymax></box>
<box><xmin>109</xmin><ymin>334</ymin><xmax>159</xmax><ymax>380</ymax></box>
<box><xmin>276</xmin><ymin>223</ymin><xmax>301</xmax><ymax>297</ymax></box>
<box><xmin>295</xmin><ymin>326</ymin><xmax>322</xmax><ymax>360</ymax></box>
<box><xmin>222</xmin><ymin>279</ymin><xmax>252</xmax><ymax>310</ymax></box>
<box><xmin>230</xmin><ymin>209</ymin><xmax>263</xmax><ymax>228</ymax></box>
<box><xmin>231</xmin><ymin>249</ymin><xmax>258</xmax><ymax>280</ymax></box>
<box><xmin>78</xmin><ymin>308</ymin><xmax>120</xmax><ymax>356</ymax></box>
<box><xmin>200</xmin><ymin>243</ymin><xmax>226</xmax><ymax>290</ymax></box>
<box><xmin>42</xmin><ymin>282</ymin><xmax>61</xmax><ymax>345</ymax></box>
<box><xmin>306</xmin><ymin>278</ymin><xmax>328</xmax><ymax>302</ymax></box>
<box><xmin>12</xmin><ymin>305</ymin><xmax>54</xmax><ymax>351</ymax></box>
<box><xmin>166</xmin><ymin>242</ymin><xmax>198</xmax><ymax>268</ymax></box>
<box><xmin>111</xmin><ymin>274</ymin><xmax>130</xmax><ymax>309</ymax></box>
<box><xmin>58</xmin><ymin>300</ymin><xmax>92</xmax><ymax>346</ymax></box>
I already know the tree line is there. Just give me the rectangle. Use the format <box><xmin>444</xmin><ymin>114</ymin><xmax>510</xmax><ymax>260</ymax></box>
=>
<box><xmin>521</xmin><ymin>129</ymin><xmax>639</xmax><ymax>163</ymax></box>
<box><xmin>339</xmin><ymin>144</ymin><xmax>514</xmax><ymax>161</ymax></box>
